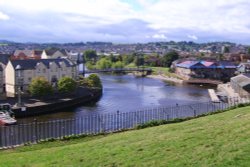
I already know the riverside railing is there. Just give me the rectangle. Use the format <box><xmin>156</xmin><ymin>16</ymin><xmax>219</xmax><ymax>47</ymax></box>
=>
<box><xmin>1</xmin><ymin>96</ymin><xmax>250</xmax><ymax>149</ymax></box>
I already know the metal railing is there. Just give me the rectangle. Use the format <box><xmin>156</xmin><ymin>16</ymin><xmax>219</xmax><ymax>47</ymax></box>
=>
<box><xmin>1</xmin><ymin>96</ymin><xmax>250</xmax><ymax>149</ymax></box>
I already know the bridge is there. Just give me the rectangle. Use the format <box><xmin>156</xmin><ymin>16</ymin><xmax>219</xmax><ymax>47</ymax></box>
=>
<box><xmin>82</xmin><ymin>68</ymin><xmax>153</xmax><ymax>75</ymax></box>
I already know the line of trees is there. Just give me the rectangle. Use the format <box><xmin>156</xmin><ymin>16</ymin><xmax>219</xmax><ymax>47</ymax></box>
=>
<box><xmin>83</xmin><ymin>50</ymin><xmax>179</xmax><ymax>70</ymax></box>
<box><xmin>28</xmin><ymin>74</ymin><xmax>102</xmax><ymax>97</ymax></box>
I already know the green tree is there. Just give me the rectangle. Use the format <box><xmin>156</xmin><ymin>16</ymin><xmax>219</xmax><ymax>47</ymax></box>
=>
<box><xmin>88</xmin><ymin>74</ymin><xmax>102</xmax><ymax>88</ymax></box>
<box><xmin>223</xmin><ymin>46</ymin><xmax>230</xmax><ymax>53</ymax></box>
<box><xmin>133</xmin><ymin>53</ymin><xmax>144</xmax><ymax>67</ymax></box>
<box><xmin>112</xmin><ymin>61</ymin><xmax>124</xmax><ymax>69</ymax></box>
<box><xmin>162</xmin><ymin>51</ymin><xmax>179</xmax><ymax>67</ymax></box>
<box><xmin>57</xmin><ymin>77</ymin><xmax>77</xmax><ymax>93</ymax></box>
<box><xmin>28</xmin><ymin>77</ymin><xmax>53</xmax><ymax>97</ymax></box>
<box><xmin>248</xmin><ymin>47</ymin><xmax>250</xmax><ymax>54</ymax></box>
<box><xmin>96</xmin><ymin>58</ymin><xmax>112</xmax><ymax>69</ymax></box>
<box><xmin>84</xmin><ymin>50</ymin><xmax>98</xmax><ymax>62</ymax></box>
<box><xmin>85</xmin><ymin>61</ymin><xmax>95</xmax><ymax>70</ymax></box>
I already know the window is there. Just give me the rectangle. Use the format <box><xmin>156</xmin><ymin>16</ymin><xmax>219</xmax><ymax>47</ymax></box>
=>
<box><xmin>28</xmin><ymin>78</ymin><xmax>32</xmax><ymax>82</ymax></box>
<box><xmin>43</xmin><ymin>69</ymin><xmax>46</xmax><ymax>73</ymax></box>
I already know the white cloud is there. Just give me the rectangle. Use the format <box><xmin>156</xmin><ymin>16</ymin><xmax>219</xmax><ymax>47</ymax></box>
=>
<box><xmin>0</xmin><ymin>11</ymin><xmax>9</xmax><ymax>20</ymax></box>
<box><xmin>1</xmin><ymin>0</ymin><xmax>250</xmax><ymax>43</ymax></box>
<box><xmin>152</xmin><ymin>34</ymin><xmax>167</xmax><ymax>39</ymax></box>
<box><xmin>0</xmin><ymin>0</ymin><xmax>136</xmax><ymax>24</ymax></box>
<box><xmin>187</xmin><ymin>34</ymin><xmax>198</xmax><ymax>40</ymax></box>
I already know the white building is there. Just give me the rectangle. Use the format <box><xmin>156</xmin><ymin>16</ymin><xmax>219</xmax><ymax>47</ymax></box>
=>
<box><xmin>5</xmin><ymin>58</ymin><xmax>78</xmax><ymax>97</ymax></box>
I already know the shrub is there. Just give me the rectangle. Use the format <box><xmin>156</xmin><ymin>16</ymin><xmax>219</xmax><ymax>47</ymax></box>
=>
<box><xmin>87</xmin><ymin>74</ymin><xmax>102</xmax><ymax>88</ymax></box>
<box><xmin>28</xmin><ymin>77</ymin><xmax>53</xmax><ymax>97</ymax></box>
<box><xmin>58</xmin><ymin>77</ymin><xmax>77</xmax><ymax>93</ymax></box>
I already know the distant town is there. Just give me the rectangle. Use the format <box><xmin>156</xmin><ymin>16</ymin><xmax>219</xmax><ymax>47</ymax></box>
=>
<box><xmin>1</xmin><ymin>40</ymin><xmax>250</xmax><ymax>101</ymax></box>
<box><xmin>0</xmin><ymin>40</ymin><xmax>249</xmax><ymax>57</ymax></box>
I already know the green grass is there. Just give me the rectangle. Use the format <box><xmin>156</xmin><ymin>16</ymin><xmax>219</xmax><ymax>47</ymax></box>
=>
<box><xmin>1</xmin><ymin>107</ymin><xmax>250</xmax><ymax>167</ymax></box>
<box><xmin>149</xmin><ymin>66</ymin><xmax>182</xmax><ymax>79</ymax></box>
<box><xmin>125</xmin><ymin>64</ymin><xmax>179</xmax><ymax>78</ymax></box>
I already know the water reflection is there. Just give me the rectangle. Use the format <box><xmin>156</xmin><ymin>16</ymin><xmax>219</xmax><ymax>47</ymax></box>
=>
<box><xmin>18</xmin><ymin>74</ymin><xmax>210</xmax><ymax>123</ymax></box>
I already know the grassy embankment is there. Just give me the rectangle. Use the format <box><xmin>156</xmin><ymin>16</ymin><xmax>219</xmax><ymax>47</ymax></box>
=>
<box><xmin>0</xmin><ymin>106</ymin><xmax>250</xmax><ymax>166</ymax></box>
<box><xmin>126</xmin><ymin>63</ymin><xmax>181</xmax><ymax>79</ymax></box>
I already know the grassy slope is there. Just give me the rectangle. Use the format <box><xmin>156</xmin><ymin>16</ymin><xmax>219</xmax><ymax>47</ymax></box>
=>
<box><xmin>0</xmin><ymin>107</ymin><xmax>250</xmax><ymax>167</ymax></box>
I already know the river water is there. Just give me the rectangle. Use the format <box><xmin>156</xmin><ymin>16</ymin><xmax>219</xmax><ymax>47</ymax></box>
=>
<box><xmin>18</xmin><ymin>74</ymin><xmax>211</xmax><ymax>123</ymax></box>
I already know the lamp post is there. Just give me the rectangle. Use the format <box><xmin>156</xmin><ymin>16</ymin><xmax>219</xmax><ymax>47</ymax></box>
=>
<box><xmin>15</xmin><ymin>65</ymin><xmax>23</xmax><ymax>107</ymax></box>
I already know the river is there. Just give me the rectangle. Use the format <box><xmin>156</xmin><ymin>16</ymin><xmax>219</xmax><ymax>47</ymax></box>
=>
<box><xmin>17</xmin><ymin>74</ymin><xmax>211</xmax><ymax>123</ymax></box>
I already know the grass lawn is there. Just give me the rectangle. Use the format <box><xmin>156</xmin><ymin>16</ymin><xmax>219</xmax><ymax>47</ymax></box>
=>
<box><xmin>125</xmin><ymin>64</ymin><xmax>180</xmax><ymax>78</ymax></box>
<box><xmin>0</xmin><ymin>106</ymin><xmax>250</xmax><ymax>167</ymax></box>
<box><xmin>148</xmin><ymin>66</ymin><xmax>182</xmax><ymax>79</ymax></box>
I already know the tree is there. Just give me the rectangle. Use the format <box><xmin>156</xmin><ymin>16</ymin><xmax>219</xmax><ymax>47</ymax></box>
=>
<box><xmin>88</xmin><ymin>74</ymin><xmax>102</xmax><ymax>88</ymax></box>
<box><xmin>133</xmin><ymin>53</ymin><xmax>144</xmax><ymax>67</ymax></box>
<box><xmin>57</xmin><ymin>77</ymin><xmax>77</xmax><ymax>93</ymax></box>
<box><xmin>96</xmin><ymin>58</ymin><xmax>112</xmax><ymax>69</ymax></box>
<box><xmin>223</xmin><ymin>46</ymin><xmax>230</xmax><ymax>53</ymax></box>
<box><xmin>112</xmin><ymin>61</ymin><xmax>124</xmax><ymax>69</ymax></box>
<box><xmin>28</xmin><ymin>77</ymin><xmax>53</xmax><ymax>97</ymax></box>
<box><xmin>83</xmin><ymin>50</ymin><xmax>98</xmax><ymax>62</ymax></box>
<box><xmin>248</xmin><ymin>47</ymin><xmax>250</xmax><ymax>54</ymax></box>
<box><xmin>85</xmin><ymin>61</ymin><xmax>95</xmax><ymax>70</ymax></box>
<box><xmin>162</xmin><ymin>51</ymin><xmax>179</xmax><ymax>67</ymax></box>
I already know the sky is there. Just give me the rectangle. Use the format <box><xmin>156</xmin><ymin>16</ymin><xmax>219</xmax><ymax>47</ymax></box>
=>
<box><xmin>0</xmin><ymin>0</ymin><xmax>250</xmax><ymax>44</ymax></box>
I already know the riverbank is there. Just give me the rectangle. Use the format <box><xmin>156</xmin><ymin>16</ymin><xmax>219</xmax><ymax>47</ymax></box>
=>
<box><xmin>7</xmin><ymin>87</ymin><xmax>102</xmax><ymax>118</ymax></box>
<box><xmin>147</xmin><ymin>74</ymin><xmax>183</xmax><ymax>84</ymax></box>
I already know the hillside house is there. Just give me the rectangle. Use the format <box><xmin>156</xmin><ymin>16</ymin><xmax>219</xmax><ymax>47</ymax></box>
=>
<box><xmin>12</xmin><ymin>49</ymin><xmax>43</xmax><ymax>60</ymax></box>
<box><xmin>41</xmin><ymin>49</ymin><xmax>68</xmax><ymax>59</ymax></box>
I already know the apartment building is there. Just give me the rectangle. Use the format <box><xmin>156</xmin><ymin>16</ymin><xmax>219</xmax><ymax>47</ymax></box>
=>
<box><xmin>5</xmin><ymin>58</ymin><xmax>78</xmax><ymax>97</ymax></box>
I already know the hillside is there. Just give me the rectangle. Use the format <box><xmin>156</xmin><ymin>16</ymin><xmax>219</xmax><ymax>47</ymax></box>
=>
<box><xmin>0</xmin><ymin>106</ymin><xmax>250</xmax><ymax>167</ymax></box>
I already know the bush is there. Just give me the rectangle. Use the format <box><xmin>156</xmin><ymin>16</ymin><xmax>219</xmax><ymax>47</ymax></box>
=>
<box><xmin>58</xmin><ymin>77</ymin><xmax>77</xmax><ymax>93</ymax></box>
<box><xmin>87</xmin><ymin>74</ymin><xmax>102</xmax><ymax>88</ymax></box>
<box><xmin>78</xmin><ymin>74</ymin><xmax>102</xmax><ymax>88</ymax></box>
<box><xmin>28</xmin><ymin>77</ymin><xmax>53</xmax><ymax>97</ymax></box>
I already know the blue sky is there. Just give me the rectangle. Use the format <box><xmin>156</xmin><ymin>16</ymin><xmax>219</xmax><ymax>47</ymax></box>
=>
<box><xmin>0</xmin><ymin>0</ymin><xmax>250</xmax><ymax>44</ymax></box>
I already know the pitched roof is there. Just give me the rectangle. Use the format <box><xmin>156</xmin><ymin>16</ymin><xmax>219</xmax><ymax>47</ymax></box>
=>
<box><xmin>33</xmin><ymin>50</ymin><xmax>43</xmax><ymax>56</ymax></box>
<box><xmin>176</xmin><ymin>60</ymin><xmax>236</xmax><ymax>69</ymax></box>
<box><xmin>44</xmin><ymin>49</ymin><xmax>58</xmax><ymax>56</ymax></box>
<box><xmin>14</xmin><ymin>49</ymin><xmax>32</xmax><ymax>57</ymax></box>
<box><xmin>176</xmin><ymin>61</ymin><xmax>205</xmax><ymax>68</ymax></box>
<box><xmin>14</xmin><ymin>49</ymin><xmax>43</xmax><ymax>57</ymax></box>
<box><xmin>10</xmin><ymin>58</ymin><xmax>76</xmax><ymax>70</ymax></box>
<box><xmin>0</xmin><ymin>54</ymin><xmax>11</xmax><ymax>65</ymax></box>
